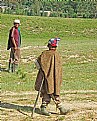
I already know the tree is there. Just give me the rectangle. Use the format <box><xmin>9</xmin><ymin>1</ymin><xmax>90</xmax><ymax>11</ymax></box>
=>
<box><xmin>1</xmin><ymin>0</ymin><xmax>97</xmax><ymax>18</ymax></box>
<box><xmin>33</xmin><ymin>0</ymin><xmax>41</xmax><ymax>16</ymax></box>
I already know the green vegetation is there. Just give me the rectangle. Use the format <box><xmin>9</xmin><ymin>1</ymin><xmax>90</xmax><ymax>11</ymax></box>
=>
<box><xmin>1</xmin><ymin>0</ymin><xmax>97</xmax><ymax>18</ymax></box>
<box><xmin>0</xmin><ymin>14</ymin><xmax>97</xmax><ymax>92</ymax></box>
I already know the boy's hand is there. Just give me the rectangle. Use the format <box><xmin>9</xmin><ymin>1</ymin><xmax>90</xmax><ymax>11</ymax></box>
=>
<box><xmin>14</xmin><ymin>46</ymin><xmax>17</xmax><ymax>50</ymax></box>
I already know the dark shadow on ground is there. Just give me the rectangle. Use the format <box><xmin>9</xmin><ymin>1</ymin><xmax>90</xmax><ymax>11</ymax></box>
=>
<box><xmin>0</xmin><ymin>102</ymin><xmax>42</xmax><ymax>116</ymax></box>
<box><xmin>0</xmin><ymin>67</ymin><xmax>9</xmax><ymax>72</ymax></box>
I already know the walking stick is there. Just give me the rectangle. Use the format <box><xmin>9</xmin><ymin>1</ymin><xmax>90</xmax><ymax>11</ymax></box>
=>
<box><xmin>31</xmin><ymin>69</ymin><xmax>45</xmax><ymax>118</ymax></box>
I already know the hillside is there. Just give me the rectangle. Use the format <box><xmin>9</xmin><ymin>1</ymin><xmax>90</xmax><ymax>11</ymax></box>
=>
<box><xmin>1</xmin><ymin>14</ymin><xmax>97</xmax><ymax>43</ymax></box>
<box><xmin>0</xmin><ymin>14</ymin><xmax>97</xmax><ymax>121</ymax></box>
<box><xmin>1</xmin><ymin>14</ymin><xmax>97</xmax><ymax>90</ymax></box>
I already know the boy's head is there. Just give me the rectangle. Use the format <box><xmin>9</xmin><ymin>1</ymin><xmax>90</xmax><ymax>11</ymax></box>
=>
<box><xmin>14</xmin><ymin>19</ymin><xmax>20</xmax><ymax>28</ymax></box>
<box><xmin>47</xmin><ymin>38</ymin><xmax>60</xmax><ymax>49</ymax></box>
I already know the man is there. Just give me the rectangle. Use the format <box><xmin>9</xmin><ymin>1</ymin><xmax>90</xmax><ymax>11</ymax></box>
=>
<box><xmin>7</xmin><ymin>19</ymin><xmax>21</xmax><ymax>72</ymax></box>
<box><xmin>35</xmin><ymin>38</ymin><xmax>69</xmax><ymax>116</ymax></box>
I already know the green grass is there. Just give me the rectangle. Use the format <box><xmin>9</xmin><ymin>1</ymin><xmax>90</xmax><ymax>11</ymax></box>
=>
<box><xmin>0</xmin><ymin>14</ymin><xmax>97</xmax><ymax>92</ymax></box>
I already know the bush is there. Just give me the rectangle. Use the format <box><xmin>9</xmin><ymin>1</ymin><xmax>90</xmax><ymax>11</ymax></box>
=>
<box><xmin>50</xmin><ymin>12</ymin><xmax>59</xmax><ymax>17</ymax></box>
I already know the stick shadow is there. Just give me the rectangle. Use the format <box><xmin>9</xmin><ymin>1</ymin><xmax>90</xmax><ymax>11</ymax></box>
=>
<box><xmin>0</xmin><ymin>101</ymin><xmax>41</xmax><ymax>116</ymax></box>
<box><xmin>0</xmin><ymin>67</ymin><xmax>9</xmax><ymax>72</ymax></box>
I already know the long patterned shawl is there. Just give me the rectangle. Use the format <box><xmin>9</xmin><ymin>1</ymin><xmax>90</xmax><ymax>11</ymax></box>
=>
<box><xmin>35</xmin><ymin>50</ymin><xmax>62</xmax><ymax>95</ymax></box>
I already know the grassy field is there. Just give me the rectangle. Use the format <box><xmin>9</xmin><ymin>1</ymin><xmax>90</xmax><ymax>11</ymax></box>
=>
<box><xmin>0</xmin><ymin>14</ymin><xmax>97</xmax><ymax>91</ymax></box>
<box><xmin>0</xmin><ymin>14</ymin><xmax>97</xmax><ymax>121</ymax></box>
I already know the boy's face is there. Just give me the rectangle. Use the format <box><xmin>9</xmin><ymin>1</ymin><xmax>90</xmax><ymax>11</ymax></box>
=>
<box><xmin>48</xmin><ymin>44</ymin><xmax>56</xmax><ymax>50</ymax></box>
<box><xmin>14</xmin><ymin>23</ymin><xmax>20</xmax><ymax>28</ymax></box>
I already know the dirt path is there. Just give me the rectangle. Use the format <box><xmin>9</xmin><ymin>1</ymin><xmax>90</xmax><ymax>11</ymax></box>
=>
<box><xmin>0</xmin><ymin>91</ymin><xmax>97</xmax><ymax>121</ymax></box>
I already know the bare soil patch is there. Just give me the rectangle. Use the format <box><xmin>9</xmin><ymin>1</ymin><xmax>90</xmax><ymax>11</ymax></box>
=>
<box><xmin>0</xmin><ymin>91</ymin><xmax>97</xmax><ymax>121</ymax></box>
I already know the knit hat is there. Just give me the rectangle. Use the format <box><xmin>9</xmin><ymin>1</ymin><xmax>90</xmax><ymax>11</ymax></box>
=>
<box><xmin>48</xmin><ymin>38</ymin><xmax>60</xmax><ymax>47</ymax></box>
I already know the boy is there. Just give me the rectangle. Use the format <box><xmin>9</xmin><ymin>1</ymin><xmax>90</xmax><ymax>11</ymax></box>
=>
<box><xmin>7</xmin><ymin>19</ymin><xmax>21</xmax><ymax>72</ymax></box>
<box><xmin>35</xmin><ymin>38</ymin><xmax>69</xmax><ymax>116</ymax></box>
